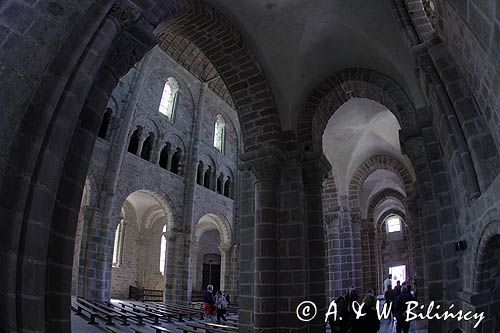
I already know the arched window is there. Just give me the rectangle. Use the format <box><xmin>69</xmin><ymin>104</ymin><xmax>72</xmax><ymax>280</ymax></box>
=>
<box><xmin>159</xmin><ymin>143</ymin><xmax>170</xmax><ymax>169</ymax></box>
<box><xmin>216</xmin><ymin>173</ymin><xmax>224</xmax><ymax>194</ymax></box>
<box><xmin>386</xmin><ymin>215</ymin><xmax>402</xmax><ymax>233</ymax></box>
<box><xmin>214</xmin><ymin>114</ymin><xmax>225</xmax><ymax>154</ymax></box>
<box><xmin>204</xmin><ymin>166</ymin><xmax>212</xmax><ymax>189</ymax></box>
<box><xmin>112</xmin><ymin>219</ymin><xmax>124</xmax><ymax>267</ymax></box>
<box><xmin>98</xmin><ymin>108</ymin><xmax>112</xmax><ymax>139</ymax></box>
<box><xmin>140</xmin><ymin>133</ymin><xmax>154</xmax><ymax>161</ymax></box>
<box><xmin>159</xmin><ymin>225</ymin><xmax>167</xmax><ymax>275</ymax></box>
<box><xmin>224</xmin><ymin>177</ymin><xmax>231</xmax><ymax>198</ymax></box>
<box><xmin>128</xmin><ymin>127</ymin><xmax>141</xmax><ymax>154</ymax></box>
<box><xmin>196</xmin><ymin>162</ymin><xmax>204</xmax><ymax>185</ymax></box>
<box><xmin>171</xmin><ymin>148</ymin><xmax>182</xmax><ymax>175</ymax></box>
<box><xmin>159</xmin><ymin>77</ymin><xmax>179</xmax><ymax>121</ymax></box>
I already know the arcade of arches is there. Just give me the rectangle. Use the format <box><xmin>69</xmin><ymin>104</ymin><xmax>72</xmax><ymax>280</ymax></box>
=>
<box><xmin>0</xmin><ymin>0</ymin><xmax>499</xmax><ymax>332</ymax></box>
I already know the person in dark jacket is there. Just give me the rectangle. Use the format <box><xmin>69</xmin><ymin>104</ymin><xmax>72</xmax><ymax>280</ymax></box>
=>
<box><xmin>350</xmin><ymin>294</ymin><xmax>380</xmax><ymax>333</ymax></box>
<box><xmin>384</xmin><ymin>285</ymin><xmax>396</xmax><ymax>320</ymax></box>
<box><xmin>394</xmin><ymin>286</ymin><xmax>415</xmax><ymax>333</ymax></box>
<box><xmin>345</xmin><ymin>285</ymin><xmax>359</xmax><ymax>316</ymax></box>
<box><xmin>394</xmin><ymin>280</ymin><xmax>402</xmax><ymax>297</ymax></box>
<box><xmin>328</xmin><ymin>296</ymin><xmax>351</xmax><ymax>333</ymax></box>
<box><xmin>203</xmin><ymin>284</ymin><xmax>215</xmax><ymax>322</ymax></box>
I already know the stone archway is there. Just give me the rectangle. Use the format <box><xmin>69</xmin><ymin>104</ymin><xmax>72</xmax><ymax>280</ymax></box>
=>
<box><xmin>471</xmin><ymin>221</ymin><xmax>500</xmax><ymax>332</ymax></box>
<box><xmin>191</xmin><ymin>214</ymin><xmax>236</xmax><ymax>299</ymax></box>
<box><xmin>0</xmin><ymin>1</ymin><xmax>282</xmax><ymax>331</ymax></box>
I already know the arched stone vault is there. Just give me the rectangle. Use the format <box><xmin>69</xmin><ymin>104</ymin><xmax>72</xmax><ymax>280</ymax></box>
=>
<box><xmin>348</xmin><ymin>155</ymin><xmax>415</xmax><ymax>210</ymax></box>
<box><xmin>297</xmin><ymin>68</ymin><xmax>417</xmax><ymax>150</ymax></box>
<box><xmin>194</xmin><ymin>213</ymin><xmax>233</xmax><ymax>247</ymax></box>
<box><xmin>367</xmin><ymin>188</ymin><xmax>407</xmax><ymax>221</ymax></box>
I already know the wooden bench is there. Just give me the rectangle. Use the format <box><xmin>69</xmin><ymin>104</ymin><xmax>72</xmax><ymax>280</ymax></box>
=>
<box><xmin>205</xmin><ymin>322</ymin><xmax>238</xmax><ymax>332</ymax></box>
<box><xmin>139</xmin><ymin>303</ymin><xmax>183</xmax><ymax>322</ymax></box>
<box><xmin>150</xmin><ymin>324</ymin><xmax>172</xmax><ymax>333</ymax></box>
<box><xmin>94</xmin><ymin>301</ymin><xmax>135</xmax><ymax>326</ymax></box>
<box><xmin>72</xmin><ymin>301</ymin><xmax>98</xmax><ymax>325</ymax></box>
<box><xmin>110</xmin><ymin>301</ymin><xmax>153</xmax><ymax>325</ymax></box>
<box><xmin>185</xmin><ymin>322</ymin><xmax>227</xmax><ymax>333</ymax></box>
<box><xmin>173</xmin><ymin>324</ymin><xmax>199</xmax><ymax>333</ymax></box>
<box><xmin>130</xmin><ymin>324</ymin><xmax>147</xmax><ymax>333</ymax></box>
<box><xmin>121</xmin><ymin>302</ymin><xmax>168</xmax><ymax>323</ymax></box>
<box><xmin>77</xmin><ymin>298</ymin><xmax>116</xmax><ymax>325</ymax></box>
<box><xmin>164</xmin><ymin>303</ymin><xmax>203</xmax><ymax>320</ymax></box>
<box><xmin>105</xmin><ymin>326</ymin><xmax>121</xmax><ymax>333</ymax></box>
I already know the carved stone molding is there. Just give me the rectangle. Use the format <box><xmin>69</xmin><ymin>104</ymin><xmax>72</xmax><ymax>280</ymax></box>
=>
<box><xmin>108</xmin><ymin>0</ymin><xmax>142</xmax><ymax>29</ymax></box>
<box><xmin>240</xmin><ymin>147</ymin><xmax>284</xmax><ymax>183</ymax></box>
<box><xmin>324</xmin><ymin>212</ymin><xmax>340</xmax><ymax>227</ymax></box>
<box><xmin>350</xmin><ymin>211</ymin><xmax>361</xmax><ymax>224</ymax></box>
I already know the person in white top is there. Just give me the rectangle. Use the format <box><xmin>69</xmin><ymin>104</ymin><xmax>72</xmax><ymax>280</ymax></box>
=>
<box><xmin>383</xmin><ymin>274</ymin><xmax>392</xmax><ymax>293</ymax></box>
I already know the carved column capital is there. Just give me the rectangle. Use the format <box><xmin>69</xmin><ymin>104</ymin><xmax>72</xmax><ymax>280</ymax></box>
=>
<box><xmin>301</xmin><ymin>151</ymin><xmax>332</xmax><ymax>185</ymax></box>
<box><xmin>240</xmin><ymin>147</ymin><xmax>284</xmax><ymax>183</ymax></box>
<box><xmin>350</xmin><ymin>211</ymin><xmax>361</xmax><ymax>224</ymax></box>
<box><xmin>323</xmin><ymin>212</ymin><xmax>341</xmax><ymax>227</ymax></box>
<box><xmin>108</xmin><ymin>0</ymin><xmax>142</xmax><ymax>29</ymax></box>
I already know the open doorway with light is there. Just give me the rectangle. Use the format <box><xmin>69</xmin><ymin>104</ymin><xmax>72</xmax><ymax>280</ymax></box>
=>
<box><xmin>389</xmin><ymin>265</ymin><xmax>406</xmax><ymax>284</ymax></box>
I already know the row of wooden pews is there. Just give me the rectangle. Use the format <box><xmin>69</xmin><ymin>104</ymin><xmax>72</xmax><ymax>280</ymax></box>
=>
<box><xmin>71</xmin><ymin>298</ymin><xmax>239</xmax><ymax>333</ymax></box>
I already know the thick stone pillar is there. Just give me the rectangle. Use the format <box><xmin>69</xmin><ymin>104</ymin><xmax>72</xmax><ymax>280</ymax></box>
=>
<box><xmin>324</xmin><ymin>211</ymin><xmax>342</xmax><ymax>299</ymax></box>
<box><xmin>301</xmin><ymin>154</ymin><xmax>330</xmax><ymax>331</ymax></box>
<box><xmin>219</xmin><ymin>244</ymin><xmax>235</xmax><ymax>296</ymax></box>
<box><xmin>350</xmin><ymin>211</ymin><xmax>363</xmax><ymax>293</ymax></box>
<box><xmin>189</xmin><ymin>241</ymin><xmax>201</xmax><ymax>298</ymax></box>
<box><xmin>242</xmin><ymin>148</ymin><xmax>283</xmax><ymax>331</ymax></box>
<box><xmin>163</xmin><ymin>234</ymin><xmax>177</xmax><ymax>303</ymax></box>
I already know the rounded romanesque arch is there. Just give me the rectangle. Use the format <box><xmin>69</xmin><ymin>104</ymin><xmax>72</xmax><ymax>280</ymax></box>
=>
<box><xmin>367</xmin><ymin>188</ymin><xmax>407</xmax><ymax>219</ymax></box>
<box><xmin>473</xmin><ymin>220</ymin><xmax>500</xmax><ymax>293</ymax></box>
<box><xmin>348</xmin><ymin>155</ymin><xmax>415</xmax><ymax>210</ymax></box>
<box><xmin>297</xmin><ymin>68</ymin><xmax>417</xmax><ymax>150</ymax></box>
<box><xmin>470</xmin><ymin>220</ymin><xmax>500</xmax><ymax>332</ymax></box>
<box><xmin>193</xmin><ymin>213</ymin><xmax>233</xmax><ymax>247</ymax></box>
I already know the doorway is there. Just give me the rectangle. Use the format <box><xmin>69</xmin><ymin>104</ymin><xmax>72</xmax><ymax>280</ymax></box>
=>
<box><xmin>201</xmin><ymin>253</ymin><xmax>221</xmax><ymax>292</ymax></box>
<box><xmin>389</xmin><ymin>265</ymin><xmax>406</xmax><ymax>284</ymax></box>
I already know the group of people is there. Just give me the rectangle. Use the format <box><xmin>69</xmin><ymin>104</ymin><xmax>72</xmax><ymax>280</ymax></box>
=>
<box><xmin>328</xmin><ymin>285</ymin><xmax>380</xmax><ymax>333</ymax></box>
<box><xmin>202</xmin><ymin>285</ymin><xmax>230</xmax><ymax>323</ymax></box>
<box><xmin>383</xmin><ymin>274</ymin><xmax>417</xmax><ymax>333</ymax></box>
<box><xmin>328</xmin><ymin>275</ymin><xmax>417</xmax><ymax>333</ymax></box>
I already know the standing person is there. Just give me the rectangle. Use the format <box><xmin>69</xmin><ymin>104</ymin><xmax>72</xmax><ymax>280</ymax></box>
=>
<box><xmin>394</xmin><ymin>286</ymin><xmax>415</xmax><ymax>333</ymax></box>
<box><xmin>222</xmin><ymin>291</ymin><xmax>230</xmax><ymax>304</ymax></box>
<box><xmin>214</xmin><ymin>291</ymin><xmax>228</xmax><ymax>323</ymax></box>
<box><xmin>394</xmin><ymin>280</ymin><xmax>402</xmax><ymax>297</ymax></box>
<box><xmin>329</xmin><ymin>296</ymin><xmax>351</xmax><ymax>333</ymax></box>
<box><xmin>203</xmin><ymin>285</ymin><xmax>215</xmax><ymax>322</ymax></box>
<box><xmin>383</xmin><ymin>274</ymin><xmax>392</xmax><ymax>292</ymax></box>
<box><xmin>350</xmin><ymin>294</ymin><xmax>380</xmax><ymax>333</ymax></box>
<box><xmin>345</xmin><ymin>285</ymin><xmax>359</xmax><ymax>315</ymax></box>
<box><xmin>384</xmin><ymin>285</ymin><xmax>395</xmax><ymax>320</ymax></box>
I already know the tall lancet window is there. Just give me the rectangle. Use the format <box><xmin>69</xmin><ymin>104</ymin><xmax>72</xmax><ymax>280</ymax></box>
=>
<box><xmin>214</xmin><ymin>114</ymin><xmax>225</xmax><ymax>154</ymax></box>
<box><xmin>159</xmin><ymin>225</ymin><xmax>167</xmax><ymax>275</ymax></box>
<box><xmin>112</xmin><ymin>219</ymin><xmax>124</xmax><ymax>267</ymax></box>
<box><xmin>159</xmin><ymin>77</ymin><xmax>179</xmax><ymax>121</ymax></box>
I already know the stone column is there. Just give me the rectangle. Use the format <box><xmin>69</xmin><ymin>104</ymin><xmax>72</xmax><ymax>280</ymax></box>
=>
<box><xmin>136</xmin><ymin>135</ymin><xmax>146</xmax><ymax>157</ymax></box>
<box><xmin>301</xmin><ymin>153</ymin><xmax>330</xmax><ymax>331</ymax></box>
<box><xmin>324</xmin><ymin>211</ymin><xmax>342</xmax><ymax>299</ymax></box>
<box><xmin>219</xmin><ymin>244</ymin><xmax>230</xmax><ymax>293</ymax></box>
<box><xmin>189</xmin><ymin>241</ymin><xmax>201</xmax><ymax>296</ymax></box>
<box><xmin>242</xmin><ymin>148</ymin><xmax>283</xmax><ymax>331</ymax></box>
<box><xmin>350</xmin><ymin>211</ymin><xmax>363</xmax><ymax>292</ymax></box>
<box><xmin>163</xmin><ymin>233</ymin><xmax>177</xmax><ymax>303</ymax></box>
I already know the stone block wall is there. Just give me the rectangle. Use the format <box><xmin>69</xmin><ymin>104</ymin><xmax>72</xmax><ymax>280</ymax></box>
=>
<box><xmin>72</xmin><ymin>45</ymin><xmax>241</xmax><ymax>304</ymax></box>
